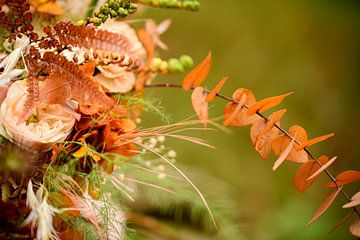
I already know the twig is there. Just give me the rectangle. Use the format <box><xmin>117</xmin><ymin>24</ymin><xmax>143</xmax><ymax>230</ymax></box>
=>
<box><xmin>144</xmin><ymin>83</ymin><xmax>360</xmax><ymax>217</ymax></box>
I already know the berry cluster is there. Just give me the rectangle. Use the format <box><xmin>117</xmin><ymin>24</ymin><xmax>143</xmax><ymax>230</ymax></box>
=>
<box><xmin>150</xmin><ymin>55</ymin><xmax>194</xmax><ymax>74</ymax></box>
<box><xmin>91</xmin><ymin>0</ymin><xmax>138</xmax><ymax>26</ymax></box>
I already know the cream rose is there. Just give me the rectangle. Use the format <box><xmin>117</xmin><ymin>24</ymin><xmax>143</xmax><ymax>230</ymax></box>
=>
<box><xmin>95</xmin><ymin>20</ymin><xmax>146</xmax><ymax>93</ymax></box>
<box><xmin>0</xmin><ymin>80</ymin><xmax>76</xmax><ymax>153</ymax></box>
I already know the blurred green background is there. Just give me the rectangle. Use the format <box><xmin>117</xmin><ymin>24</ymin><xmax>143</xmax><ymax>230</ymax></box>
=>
<box><xmin>139</xmin><ymin>1</ymin><xmax>360</xmax><ymax>239</ymax></box>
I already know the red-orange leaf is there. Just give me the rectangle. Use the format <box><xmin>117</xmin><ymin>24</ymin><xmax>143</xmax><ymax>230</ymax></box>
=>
<box><xmin>191</xmin><ymin>87</ymin><xmax>208</xmax><ymax>126</ymax></box>
<box><xmin>206</xmin><ymin>76</ymin><xmax>227</xmax><ymax>102</ymax></box>
<box><xmin>293</xmin><ymin>155</ymin><xmax>329</xmax><ymax>192</ymax></box>
<box><xmin>247</xmin><ymin>92</ymin><xmax>293</xmax><ymax>116</ymax></box>
<box><xmin>324</xmin><ymin>170</ymin><xmax>360</xmax><ymax>188</ymax></box>
<box><xmin>306</xmin><ymin>186</ymin><xmax>343</xmax><ymax>226</ymax></box>
<box><xmin>297</xmin><ymin>133</ymin><xmax>335</xmax><ymax>150</ymax></box>
<box><xmin>272</xmin><ymin>125</ymin><xmax>308</xmax><ymax>163</ymax></box>
<box><xmin>223</xmin><ymin>88</ymin><xmax>259</xmax><ymax>127</ymax></box>
<box><xmin>183</xmin><ymin>52</ymin><xmax>212</xmax><ymax>91</ymax></box>
<box><xmin>349</xmin><ymin>219</ymin><xmax>360</xmax><ymax>238</ymax></box>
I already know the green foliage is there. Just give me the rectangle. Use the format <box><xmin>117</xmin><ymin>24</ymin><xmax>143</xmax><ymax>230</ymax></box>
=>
<box><xmin>114</xmin><ymin>92</ymin><xmax>171</xmax><ymax>123</ymax></box>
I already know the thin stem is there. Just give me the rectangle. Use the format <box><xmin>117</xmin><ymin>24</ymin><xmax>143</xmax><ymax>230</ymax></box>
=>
<box><xmin>144</xmin><ymin>83</ymin><xmax>360</xmax><ymax>217</ymax></box>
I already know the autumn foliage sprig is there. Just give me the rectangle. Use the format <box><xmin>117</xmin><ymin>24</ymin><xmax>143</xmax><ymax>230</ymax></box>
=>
<box><xmin>145</xmin><ymin>52</ymin><xmax>360</xmax><ymax>237</ymax></box>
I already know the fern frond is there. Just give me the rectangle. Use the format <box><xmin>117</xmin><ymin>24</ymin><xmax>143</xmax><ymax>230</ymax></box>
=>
<box><xmin>46</xmin><ymin>22</ymin><xmax>135</xmax><ymax>58</ymax></box>
<box><xmin>21</xmin><ymin>50</ymin><xmax>114</xmax><ymax>122</ymax></box>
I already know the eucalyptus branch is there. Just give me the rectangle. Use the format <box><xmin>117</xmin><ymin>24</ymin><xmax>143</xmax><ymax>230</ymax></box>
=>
<box><xmin>144</xmin><ymin>82</ymin><xmax>360</xmax><ymax>218</ymax></box>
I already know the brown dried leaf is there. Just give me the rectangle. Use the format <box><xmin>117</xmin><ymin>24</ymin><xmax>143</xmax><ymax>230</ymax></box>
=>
<box><xmin>223</xmin><ymin>88</ymin><xmax>258</xmax><ymax>127</ymax></box>
<box><xmin>342</xmin><ymin>191</ymin><xmax>360</xmax><ymax>208</ymax></box>
<box><xmin>306</xmin><ymin>186</ymin><xmax>343</xmax><ymax>226</ymax></box>
<box><xmin>223</xmin><ymin>94</ymin><xmax>247</xmax><ymax>126</ymax></box>
<box><xmin>191</xmin><ymin>87</ymin><xmax>208</xmax><ymax>126</ymax></box>
<box><xmin>206</xmin><ymin>76</ymin><xmax>227</xmax><ymax>102</ymax></box>
<box><xmin>272</xmin><ymin>125</ymin><xmax>308</xmax><ymax>163</ymax></box>
<box><xmin>273</xmin><ymin>136</ymin><xmax>295</xmax><ymax>171</ymax></box>
<box><xmin>324</xmin><ymin>170</ymin><xmax>360</xmax><ymax>188</ymax></box>
<box><xmin>349</xmin><ymin>219</ymin><xmax>360</xmax><ymax>238</ymax></box>
<box><xmin>293</xmin><ymin>155</ymin><xmax>329</xmax><ymax>192</ymax></box>
<box><xmin>183</xmin><ymin>52</ymin><xmax>212</xmax><ymax>91</ymax></box>
<box><xmin>250</xmin><ymin>110</ymin><xmax>285</xmax><ymax>160</ymax></box>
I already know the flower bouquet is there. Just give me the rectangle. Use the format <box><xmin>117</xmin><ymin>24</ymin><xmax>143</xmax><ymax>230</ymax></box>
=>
<box><xmin>0</xmin><ymin>0</ymin><xmax>359</xmax><ymax>239</ymax></box>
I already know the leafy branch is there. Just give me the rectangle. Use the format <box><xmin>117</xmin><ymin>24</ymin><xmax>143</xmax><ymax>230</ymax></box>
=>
<box><xmin>143</xmin><ymin>52</ymin><xmax>360</xmax><ymax>236</ymax></box>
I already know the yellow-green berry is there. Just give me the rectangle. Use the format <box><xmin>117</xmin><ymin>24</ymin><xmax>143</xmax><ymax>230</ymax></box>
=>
<box><xmin>168</xmin><ymin>58</ymin><xmax>184</xmax><ymax>73</ymax></box>
<box><xmin>159</xmin><ymin>60</ymin><xmax>169</xmax><ymax>73</ymax></box>
<box><xmin>150</xmin><ymin>58</ymin><xmax>162</xmax><ymax>72</ymax></box>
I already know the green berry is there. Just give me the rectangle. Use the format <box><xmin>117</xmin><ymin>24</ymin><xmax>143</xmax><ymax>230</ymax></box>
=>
<box><xmin>179</xmin><ymin>55</ymin><xmax>194</xmax><ymax>69</ymax></box>
<box><xmin>183</xmin><ymin>1</ymin><xmax>192</xmax><ymax>10</ymax></box>
<box><xmin>92</xmin><ymin>17</ymin><xmax>102</xmax><ymax>26</ymax></box>
<box><xmin>75</xmin><ymin>20</ymin><xmax>85</xmax><ymax>26</ymax></box>
<box><xmin>168</xmin><ymin>58</ymin><xmax>184</xmax><ymax>73</ymax></box>
<box><xmin>110</xmin><ymin>10</ymin><xmax>118</xmax><ymax>17</ymax></box>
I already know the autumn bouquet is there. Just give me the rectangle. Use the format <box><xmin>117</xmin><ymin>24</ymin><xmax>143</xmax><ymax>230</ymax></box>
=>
<box><xmin>0</xmin><ymin>0</ymin><xmax>359</xmax><ymax>239</ymax></box>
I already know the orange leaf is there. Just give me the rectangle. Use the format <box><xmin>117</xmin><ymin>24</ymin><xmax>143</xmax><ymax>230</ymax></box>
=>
<box><xmin>136</xmin><ymin>29</ymin><xmax>155</xmax><ymax>90</ymax></box>
<box><xmin>306</xmin><ymin>186</ymin><xmax>343</xmax><ymax>226</ymax></box>
<box><xmin>247</xmin><ymin>92</ymin><xmax>293</xmax><ymax>116</ymax></box>
<box><xmin>324</xmin><ymin>170</ymin><xmax>360</xmax><ymax>188</ymax></box>
<box><xmin>223</xmin><ymin>94</ymin><xmax>247</xmax><ymax>126</ymax></box>
<box><xmin>297</xmin><ymin>133</ymin><xmax>335</xmax><ymax>150</ymax></box>
<box><xmin>349</xmin><ymin>219</ymin><xmax>360</xmax><ymax>238</ymax></box>
<box><xmin>293</xmin><ymin>155</ymin><xmax>329</xmax><ymax>192</ymax></box>
<box><xmin>223</xmin><ymin>88</ymin><xmax>258</xmax><ymax>127</ymax></box>
<box><xmin>79</xmin><ymin>62</ymin><xmax>96</xmax><ymax>76</ymax></box>
<box><xmin>111</xmin><ymin>119</ymin><xmax>137</xmax><ymax>133</ymax></box>
<box><xmin>307</xmin><ymin>156</ymin><xmax>337</xmax><ymax>180</ymax></box>
<box><xmin>343</xmin><ymin>191</ymin><xmax>360</xmax><ymax>208</ymax></box>
<box><xmin>250</xmin><ymin>110</ymin><xmax>285</xmax><ymax>160</ymax></box>
<box><xmin>272</xmin><ymin>125</ymin><xmax>308</xmax><ymax>163</ymax></box>
<box><xmin>191</xmin><ymin>87</ymin><xmax>208</xmax><ymax>126</ymax></box>
<box><xmin>182</xmin><ymin>52</ymin><xmax>212</xmax><ymax>91</ymax></box>
<box><xmin>260</xmin><ymin>109</ymin><xmax>286</xmax><ymax>134</ymax></box>
<box><xmin>206</xmin><ymin>76</ymin><xmax>227</xmax><ymax>102</ymax></box>
<box><xmin>273</xmin><ymin>136</ymin><xmax>295</xmax><ymax>171</ymax></box>
<box><xmin>37</xmin><ymin>1</ymin><xmax>64</xmax><ymax>16</ymax></box>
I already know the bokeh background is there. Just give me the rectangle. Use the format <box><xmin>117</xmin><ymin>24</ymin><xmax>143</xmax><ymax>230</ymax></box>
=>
<box><xmin>139</xmin><ymin>1</ymin><xmax>360</xmax><ymax>239</ymax></box>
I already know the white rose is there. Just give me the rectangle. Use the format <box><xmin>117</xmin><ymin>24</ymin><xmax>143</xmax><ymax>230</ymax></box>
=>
<box><xmin>0</xmin><ymin>80</ymin><xmax>76</xmax><ymax>153</ymax></box>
